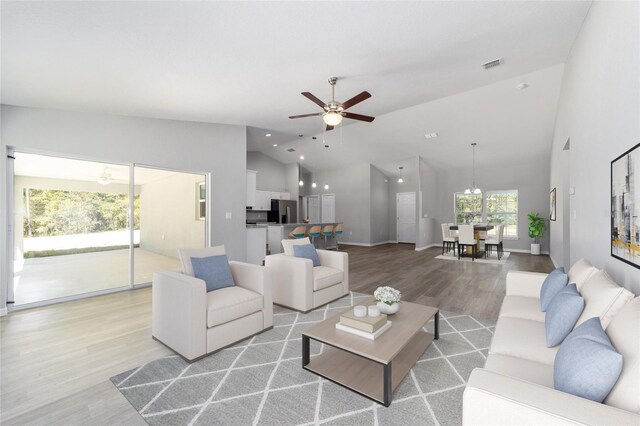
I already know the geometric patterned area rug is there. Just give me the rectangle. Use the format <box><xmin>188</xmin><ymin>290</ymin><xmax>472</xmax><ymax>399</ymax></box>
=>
<box><xmin>110</xmin><ymin>292</ymin><xmax>496</xmax><ymax>425</ymax></box>
<box><xmin>435</xmin><ymin>251</ymin><xmax>511</xmax><ymax>265</ymax></box>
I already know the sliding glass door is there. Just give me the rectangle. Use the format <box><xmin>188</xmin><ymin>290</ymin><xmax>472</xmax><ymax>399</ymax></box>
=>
<box><xmin>10</xmin><ymin>152</ymin><xmax>208</xmax><ymax>306</ymax></box>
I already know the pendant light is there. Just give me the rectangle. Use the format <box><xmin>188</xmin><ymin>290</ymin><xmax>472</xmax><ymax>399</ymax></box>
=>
<box><xmin>464</xmin><ymin>143</ymin><xmax>482</xmax><ymax>194</ymax></box>
<box><xmin>397</xmin><ymin>166</ymin><xmax>404</xmax><ymax>183</ymax></box>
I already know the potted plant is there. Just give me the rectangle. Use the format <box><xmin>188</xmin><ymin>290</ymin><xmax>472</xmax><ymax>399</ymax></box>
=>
<box><xmin>528</xmin><ymin>212</ymin><xmax>547</xmax><ymax>255</ymax></box>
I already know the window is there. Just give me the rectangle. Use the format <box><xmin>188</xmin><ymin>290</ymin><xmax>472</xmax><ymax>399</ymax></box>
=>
<box><xmin>197</xmin><ymin>182</ymin><xmax>206</xmax><ymax>220</ymax></box>
<box><xmin>454</xmin><ymin>190</ymin><xmax>519</xmax><ymax>238</ymax></box>
<box><xmin>486</xmin><ymin>190</ymin><xmax>518</xmax><ymax>237</ymax></box>
<box><xmin>454</xmin><ymin>193</ymin><xmax>483</xmax><ymax>224</ymax></box>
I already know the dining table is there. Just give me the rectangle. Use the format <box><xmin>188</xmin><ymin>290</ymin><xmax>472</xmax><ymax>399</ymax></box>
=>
<box><xmin>449</xmin><ymin>224</ymin><xmax>494</xmax><ymax>258</ymax></box>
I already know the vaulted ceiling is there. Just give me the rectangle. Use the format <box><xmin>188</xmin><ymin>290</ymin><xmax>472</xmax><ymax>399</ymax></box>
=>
<box><xmin>2</xmin><ymin>1</ymin><xmax>591</xmax><ymax>171</ymax></box>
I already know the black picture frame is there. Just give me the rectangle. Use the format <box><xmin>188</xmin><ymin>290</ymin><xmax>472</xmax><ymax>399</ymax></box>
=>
<box><xmin>611</xmin><ymin>142</ymin><xmax>640</xmax><ymax>269</ymax></box>
<box><xmin>550</xmin><ymin>188</ymin><xmax>556</xmax><ymax>221</ymax></box>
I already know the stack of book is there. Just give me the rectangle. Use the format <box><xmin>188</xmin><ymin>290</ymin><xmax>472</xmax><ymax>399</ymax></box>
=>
<box><xmin>335</xmin><ymin>309</ymin><xmax>392</xmax><ymax>340</ymax></box>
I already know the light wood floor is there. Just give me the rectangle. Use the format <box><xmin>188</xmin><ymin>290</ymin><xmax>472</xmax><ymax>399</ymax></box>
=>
<box><xmin>0</xmin><ymin>244</ymin><xmax>553</xmax><ymax>425</ymax></box>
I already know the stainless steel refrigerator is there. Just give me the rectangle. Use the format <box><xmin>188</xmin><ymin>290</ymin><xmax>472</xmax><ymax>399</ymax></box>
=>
<box><xmin>268</xmin><ymin>200</ymin><xmax>297</xmax><ymax>224</ymax></box>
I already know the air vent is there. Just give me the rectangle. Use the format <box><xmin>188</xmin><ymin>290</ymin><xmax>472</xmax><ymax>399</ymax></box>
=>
<box><xmin>482</xmin><ymin>58</ymin><xmax>503</xmax><ymax>70</ymax></box>
<box><xmin>287</xmin><ymin>148</ymin><xmax>296</xmax><ymax>152</ymax></box>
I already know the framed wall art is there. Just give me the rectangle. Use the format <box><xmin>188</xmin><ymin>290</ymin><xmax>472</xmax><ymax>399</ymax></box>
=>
<box><xmin>611</xmin><ymin>142</ymin><xmax>640</xmax><ymax>269</ymax></box>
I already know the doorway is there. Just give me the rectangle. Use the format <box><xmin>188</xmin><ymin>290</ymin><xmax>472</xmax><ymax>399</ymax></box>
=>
<box><xmin>321</xmin><ymin>193</ymin><xmax>335</xmax><ymax>222</ymax></box>
<box><xmin>9</xmin><ymin>152</ymin><xmax>208</xmax><ymax>307</ymax></box>
<box><xmin>308</xmin><ymin>195</ymin><xmax>320</xmax><ymax>223</ymax></box>
<box><xmin>397</xmin><ymin>192</ymin><xmax>416</xmax><ymax>243</ymax></box>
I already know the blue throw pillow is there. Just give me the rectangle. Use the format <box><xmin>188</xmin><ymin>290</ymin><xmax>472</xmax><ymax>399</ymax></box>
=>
<box><xmin>540</xmin><ymin>272</ymin><xmax>569</xmax><ymax>311</ymax></box>
<box><xmin>293</xmin><ymin>244</ymin><xmax>321</xmax><ymax>267</ymax></box>
<box><xmin>545</xmin><ymin>284</ymin><xmax>584</xmax><ymax>347</ymax></box>
<box><xmin>554</xmin><ymin>317</ymin><xmax>623</xmax><ymax>402</ymax></box>
<box><xmin>191</xmin><ymin>255</ymin><xmax>235</xmax><ymax>293</ymax></box>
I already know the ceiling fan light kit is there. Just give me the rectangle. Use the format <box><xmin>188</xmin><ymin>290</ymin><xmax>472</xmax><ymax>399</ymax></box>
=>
<box><xmin>289</xmin><ymin>77</ymin><xmax>375</xmax><ymax>131</ymax></box>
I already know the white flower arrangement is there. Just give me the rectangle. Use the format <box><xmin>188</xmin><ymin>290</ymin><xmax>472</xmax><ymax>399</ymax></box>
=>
<box><xmin>374</xmin><ymin>286</ymin><xmax>401</xmax><ymax>305</ymax></box>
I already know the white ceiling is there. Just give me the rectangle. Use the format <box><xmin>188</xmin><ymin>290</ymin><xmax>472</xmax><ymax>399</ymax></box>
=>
<box><xmin>2</xmin><ymin>1</ymin><xmax>591</xmax><ymax>171</ymax></box>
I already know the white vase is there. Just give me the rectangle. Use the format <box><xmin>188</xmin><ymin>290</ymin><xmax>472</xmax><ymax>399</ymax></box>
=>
<box><xmin>377</xmin><ymin>301</ymin><xmax>400</xmax><ymax>315</ymax></box>
<box><xmin>531</xmin><ymin>243</ymin><xmax>541</xmax><ymax>255</ymax></box>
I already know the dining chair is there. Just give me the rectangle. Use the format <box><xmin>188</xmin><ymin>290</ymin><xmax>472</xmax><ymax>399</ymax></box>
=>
<box><xmin>484</xmin><ymin>224</ymin><xmax>502</xmax><ymax>259</ymax></box>
<box><xmin>499</xmin><ymin>223</ymin><xmax>506</xmax><ymax>258</ymax></box>
<box><xmin>441</xmin><ymin>223</ymin><xmax>458</xmax><ymax>256</ymax></box>
<box><xmin>458</xmin><ymin>224</ymin><xmax>477</xmax><ymax>261</ymax></box>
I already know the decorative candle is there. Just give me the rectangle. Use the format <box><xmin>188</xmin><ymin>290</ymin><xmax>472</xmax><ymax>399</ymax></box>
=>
<box><xmin>353</xmin><ymin>305</ymin><xmax>367</xmax><ymax>317</ymax></box>
<box><xmin>368</xmin><ymin>305</ymin><xmax>381</xmax><ymax>317</ymax></box>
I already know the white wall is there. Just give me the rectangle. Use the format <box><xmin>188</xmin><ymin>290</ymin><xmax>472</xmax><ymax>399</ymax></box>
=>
<box><xmin>418</xmin><ymin>157</ymin><xmax>439</xmax><ymax>249</ymax></box>
<box><xmin>302</xmin><ymin>163</ymin><xmax>372</xmax><ymax>244</ymax></box>
<box><xmin>1</xmin><ymin>105</ymin><xmax>247</xmax><ymax>310</ymax></box>
<box><xmin>139</xmin><ymin>172</ymin><xmax>205</xmax><ymax>258</ymax></box>
<box><xmin>246</xmin><ymin>151</ymin><xmax>287</xmax><ymax>192</ymax></box>
<box><xmin>370</xmin><ymin>165</ymin><xmax>390</xmax><ymax>244</ymax></box>
<box><xmin>549</xmin><ymin>2</ymin><xmax>640</xmax><ymax>293</ymax></box>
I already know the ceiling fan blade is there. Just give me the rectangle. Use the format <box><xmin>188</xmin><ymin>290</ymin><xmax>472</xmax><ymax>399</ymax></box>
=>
<box><xmin>343</xmin><ymin>112</ymin><xmax>375</xmax><ymax>122</ymax></box>
<box><xmin>301</xmin><ymin>92</ymin><xmax>327</xmax><ymax>109</ymax></box>
<box><xmin>341</xmin><ymin>91</ymin><xmax>371</xmax><ymax>110</ymax></box>
<box><xmin>325</xmin><ymin>125</ymin><xmax>334</xmax><ymax>131</ymax></box>
<box><xmin>289</xmin><ymin>113</ymin><xmax>322</xmax><ymax>119</ymax></box>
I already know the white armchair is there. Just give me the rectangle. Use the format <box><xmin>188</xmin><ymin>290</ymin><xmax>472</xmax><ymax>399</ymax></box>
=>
<box><xmin>152</xmin><ymin>246</ymin><xmax>273</xmax><ymax>362</ymax></box>
<box><xmin>264</xmin><ymin>238</ymin><xmax>349</xmax><ymax>313</ymax></box>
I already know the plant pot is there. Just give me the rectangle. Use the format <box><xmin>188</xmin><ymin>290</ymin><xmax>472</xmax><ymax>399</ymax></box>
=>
<box><xmin>531</xmin><ymin>243</ymin><xmax>541</xmax><ymax>255</ymax></box>
<box><xmin>377</xmin><ymin>301</ymin><xmax>400</xmax><ymax>315</ymax></box>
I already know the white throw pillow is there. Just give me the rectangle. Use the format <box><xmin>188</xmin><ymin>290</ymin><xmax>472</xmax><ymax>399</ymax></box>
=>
<box><xmin>604</xmin><ymin>297</ymin><xmax>640</xmax><ymax>413</ymax></box>
<box><xmin>178</xmin><ymin>246</ymin><xmax>226</xmax><ymax>276</ymax></box>
<box><xmin>567</xmin><ymin>258</ymin><xmax>599</xmax><ymax>291</ymax></box>
<box><xmin>281</xmin><ymin>237</ymin><xmax>312</xmax><ymax>256</ymax></box>
<box><xmin>575</xmin><ymin>270</ymin><xmax>634</xmax><ymax>329</ymax></box>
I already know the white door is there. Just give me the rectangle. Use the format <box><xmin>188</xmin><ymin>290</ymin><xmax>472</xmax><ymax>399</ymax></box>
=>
<box><xmin>397</xmin><ymin>192</ymin><xmax>416</xmax><ymax>243</ymax></box>
<box><xmin>308</xmin><ymin>195</ymin><xmax>320</xmax><ymax>223</ymax></box>
<box><xmin>321</xmin><ymin>194</ymin><xmax>335</xmax><ymax>222</ymax></box>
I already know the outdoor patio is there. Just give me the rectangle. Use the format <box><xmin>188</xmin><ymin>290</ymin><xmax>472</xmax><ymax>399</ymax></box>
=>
<box><xmin>13</xmin><ymin>248</ymin><xmax>180</xmax><ymax>305</ymax></box>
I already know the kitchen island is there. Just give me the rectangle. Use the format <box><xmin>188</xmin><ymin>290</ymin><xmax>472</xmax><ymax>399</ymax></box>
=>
<box><xmin>267</xmin><ymin>222</ymin><xmax>343</xmax><ymax>254</ymax></box>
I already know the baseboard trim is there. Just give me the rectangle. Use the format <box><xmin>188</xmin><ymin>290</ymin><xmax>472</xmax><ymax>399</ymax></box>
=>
<box><xmin>0</xmin><ymin>307</ymin><xmax>7</xmax><ymax>317</ymax></box>
<box><xmin>415</xmin><ymin>243</ymin><xmax>439</xmax><ymax>252</ymax></box>
<box><xmin>508</xmin><ymin>248</ymin><xmax>550</xmax><ymax>255</ymax></box>
<box><xmin>340</xmin><ymin>240</ymin><xmax>396</xmax><ymax>247</ymax></box>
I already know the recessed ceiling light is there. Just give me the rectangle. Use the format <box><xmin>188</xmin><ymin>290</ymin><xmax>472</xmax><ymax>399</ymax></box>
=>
<box><xmin>265</xmin><ymin>133</ymin><xmax>271</xmax><ymax>137</ymax></box>
<box><xmin>424</xmin><ymin>132</ymin><xmax>439</xmax><ymax>139</ymax></box>
<box><xmin>517</xmin><ymin>83</ymin><xmax>529</xmax><ymax>90</ymax></box>
<box><xmin>273</xmin><ymin>144</ymin><xmax>278</xmax><ymax>147</ymax></box>
<box><xmin>299</xmin><ymin>155</ymin><xmax>304</xmax><ymax>160</ymax></box>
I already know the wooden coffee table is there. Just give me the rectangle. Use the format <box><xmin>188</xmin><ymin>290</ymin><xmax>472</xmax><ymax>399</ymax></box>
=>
<box><xmin>302</xmin><ymin>298</ymin><xmax>439</xmax><ymax>406</ymax></box>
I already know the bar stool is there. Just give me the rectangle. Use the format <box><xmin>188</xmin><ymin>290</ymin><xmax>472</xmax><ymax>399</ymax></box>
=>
<box><xmin>334</xmin><ymin>224</ymin><xmax>344</xmax><ymax>250</ymax></box>
<box><xmin>307</xmin><ymin>225</ymin><xmax>322</xmax><ymax>246</ymax></box>
<box><xmin>322</xmin><ymin>225</ymin><xmax>334</xmax><ymax>249</ymax></box>
<box><xmin>288</xmin><ymin>226</ymin><xmax>307</xmax><ymax>239</ymax></box>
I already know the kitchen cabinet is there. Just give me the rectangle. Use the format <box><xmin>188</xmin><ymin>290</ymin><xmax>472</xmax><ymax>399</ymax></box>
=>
<box><xmin>255</xmin><ymin>190</ymin><xmax>272</xmax><ymax>211</ymax></box>
<box><xmin>269</xmin><ymin>191</ymin><xmax>291</xmax><ymax>200</ymax></box>
<box><xmin>246</xmin><ymin>170</ymin><xmax>257</xmax><ymax>208</ymax></box>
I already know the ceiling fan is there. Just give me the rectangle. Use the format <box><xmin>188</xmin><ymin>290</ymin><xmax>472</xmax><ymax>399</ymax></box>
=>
<box><xmin>289</xmin><ymin>77</ymin><xmax>375</xmax><ymax>131</ymax></box>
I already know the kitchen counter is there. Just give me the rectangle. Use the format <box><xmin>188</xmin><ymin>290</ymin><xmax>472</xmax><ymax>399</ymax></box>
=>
<box><xmin>267</xmin><ymin>222</ymin><xmax>343</xmax><ymax>254</ymax></box>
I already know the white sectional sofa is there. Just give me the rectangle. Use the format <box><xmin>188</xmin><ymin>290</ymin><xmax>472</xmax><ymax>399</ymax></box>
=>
<box><xmin>463</xmin><ymin>259</ymin><xmax>640</xmax><ymax>425</ymax></box>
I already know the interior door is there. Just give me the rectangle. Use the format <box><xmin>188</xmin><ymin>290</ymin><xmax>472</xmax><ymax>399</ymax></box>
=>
<box><xmin>321</xmin><ymin>194</ymin><xmax>335</xmax><ymax>222</ymax></box>
<box><xmin>397</xmin><ymin>192</ymin><xmax>416</xmax><ymax>243</ymax></box>
<box><xmin>308</xmin><ymin>195</ymin><xmax>320</xmax><ymax>223</ymax></box>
